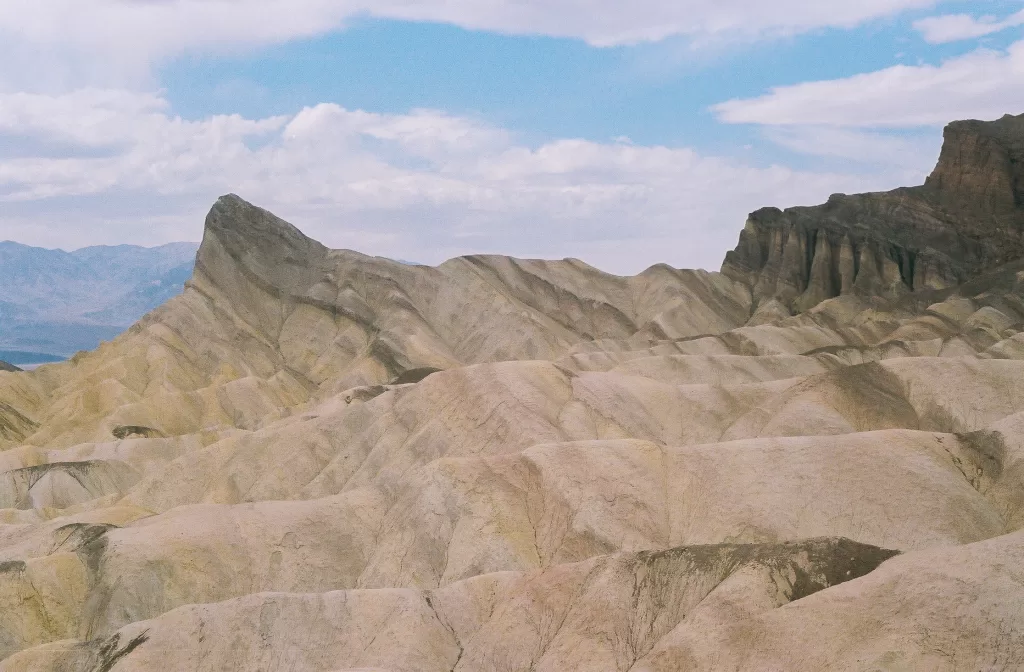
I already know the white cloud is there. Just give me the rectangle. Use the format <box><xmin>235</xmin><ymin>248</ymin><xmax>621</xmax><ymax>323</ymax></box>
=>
<box><xmin>764</xmin><ymin>126</ymin><xmax>941</xmax><ymax>172</ymax></box>
<box><xmin>0</xmin><ymin>89</ymin><xmax>287</xmax><ymax>149</ymax></box>
<box><xmin>369</xmin><ymin>0</ymin><xmax>939</xmax><ymax>46</ymax></box>
<box><xmin>914</xmin><ymin>8</ymin><xmax>1024</xmax><ymax>44</ymax></box>
<box><xmin>713</xmin><ymin>40</ymin><xmax>1024</xmax><ymax>127</ymax></box>
<box><xmin>0</xmin><ymin>0</ymin><xmax>940</xmax><ymax>89</ymax></box>
<box><xmin>0</xmin><ymin>90</ymin><xmax>911</xmax><ymax>274</ymax></box>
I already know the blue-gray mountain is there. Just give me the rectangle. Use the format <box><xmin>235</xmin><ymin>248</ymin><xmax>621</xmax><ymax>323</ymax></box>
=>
<box><xmin>0</xmin><ymin>241</ymin><xmax>198</xmax><ymax>362</ymax></box>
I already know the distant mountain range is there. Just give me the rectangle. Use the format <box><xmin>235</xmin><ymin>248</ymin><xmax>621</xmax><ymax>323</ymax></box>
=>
<box><xmin>0</xmin><ymin>241</ymin><xmax>199</xmax><ymax>363</ymax></box>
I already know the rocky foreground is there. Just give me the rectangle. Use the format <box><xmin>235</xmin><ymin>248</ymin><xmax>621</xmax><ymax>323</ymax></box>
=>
<box><xmin>1</xmin><ymin>115</ymin><xmax>1024</xmax><ymax>671</ymax></box>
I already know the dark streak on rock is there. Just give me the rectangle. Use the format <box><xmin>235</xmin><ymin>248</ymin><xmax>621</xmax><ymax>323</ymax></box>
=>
<box><xmin>90</xmin><ymin>630</ymin><xmax>150</xmax><ymax>672</ymax></box>
<box><xmin>390</xmin><ymin>367</ymin><xmax>443</xmax><ymax>385</ymax></box>
<box><xmin>0</xmin><ymin>560</ymin><xmax>26</xmax><ymax>574</ymax></box>
<box><xmin>52</xmin><ymin>523</ymin><xmax>118</xmax><ymax>555</ymax></box>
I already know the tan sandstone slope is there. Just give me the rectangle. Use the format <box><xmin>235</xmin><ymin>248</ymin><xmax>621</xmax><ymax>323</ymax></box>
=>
<box><xmin>1</xmin><ymin>114</ymin><xmax>1024</xmax><ymax>671</ymax></box>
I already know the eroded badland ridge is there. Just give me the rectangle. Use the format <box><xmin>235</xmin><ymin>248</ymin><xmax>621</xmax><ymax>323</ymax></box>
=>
<box><xmin>1</xmin><ymin>114</ymin><xmax>1023</xmax><ymax>671</ymax></box>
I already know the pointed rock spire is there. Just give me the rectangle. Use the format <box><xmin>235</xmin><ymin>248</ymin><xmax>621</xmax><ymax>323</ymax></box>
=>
<box><xmin>796</xmin><ymin>233</ymin><xmax>837</xmax><ymax>311</ymax></box>
<box><xmin>195</xmin><ymin>194</ymin><xmax>329</xmax><ymax>299</ymax></box>
<box><xmin>838</xmin><ymin>235</ymin><xmax>856</xmax><ymax>294</ymax></box>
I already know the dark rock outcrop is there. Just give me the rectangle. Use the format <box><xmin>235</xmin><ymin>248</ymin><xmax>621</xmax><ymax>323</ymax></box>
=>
<box><xmin>389</xmin><ymin>367</ymin><xmax>443</xmax><ymax>385</ymax></box>
<box><xmin>0</xmin><ymin>360</ymin><xmax>21</xmax><ymax>372</ymax></box>
<box><xmin>111</xmin><ymin>425</ymin><xmax>164</xmax><ymax>440</ymax></box>
<box><xmin>723</xmin><ymin>113</ymin><xmax>1024</xmax><ymax>312</ymax></box>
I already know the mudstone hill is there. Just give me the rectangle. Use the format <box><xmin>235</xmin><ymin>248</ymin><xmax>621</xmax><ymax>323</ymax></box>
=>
<box><xmin>1</xmin><ymin>114</ymin><xmax>1024</xmax><ymax>671</ymax></box>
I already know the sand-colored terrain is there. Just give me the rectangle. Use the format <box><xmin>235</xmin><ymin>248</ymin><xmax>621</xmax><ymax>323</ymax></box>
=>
<box><xmin>2</xmin><ymin>115</ymin><xmax>1024</xmax><ymax>671</ymax></box>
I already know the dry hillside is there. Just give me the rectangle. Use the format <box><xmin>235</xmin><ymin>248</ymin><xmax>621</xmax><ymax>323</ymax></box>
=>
<box><xmin>1</xmin><ymin>115</ymin><xmax>1024</xmax><ymax>671</ymax></box>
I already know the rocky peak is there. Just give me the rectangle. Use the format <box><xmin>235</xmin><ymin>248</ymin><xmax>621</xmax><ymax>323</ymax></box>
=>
<box><xmin>925</xmin><ymin>114</ymin><xmax>1024</xmax><ymax>216</ymax></box>
<box><xmin>194</xmin><ymin>194</ymin><xmax>330</xmax><ymax>301</ymax></box>
<box><xmin>723</xmin><ymin>113</ymin><xmax>1024</xmax><ymax>313</ymax></box>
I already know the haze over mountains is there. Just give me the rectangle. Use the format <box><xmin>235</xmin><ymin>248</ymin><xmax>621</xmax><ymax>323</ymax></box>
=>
<box><xmin>0</xmin><ymin>242</ymin><xmax>198</xmax><ymax>364</ymax></box>
<box><xmin>0</xmin><ymin>113</ymin><xmax>1023</xmax><ymax>670</ymax></box>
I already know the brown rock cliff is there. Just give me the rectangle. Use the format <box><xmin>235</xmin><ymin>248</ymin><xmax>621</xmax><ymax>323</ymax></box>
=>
<box><xmin>723</xmin><ymin>113</ymin><xmax>1024</xmax><ymax>312</ymax></box>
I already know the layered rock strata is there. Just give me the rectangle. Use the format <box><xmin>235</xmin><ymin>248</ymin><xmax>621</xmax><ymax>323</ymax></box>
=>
<box><xmin>723</xmin><ymin>113</ymin><xmax>1024</xmax><ymax>312</ymax></box>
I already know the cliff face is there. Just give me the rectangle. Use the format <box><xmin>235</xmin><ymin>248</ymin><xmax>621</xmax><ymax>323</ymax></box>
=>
<box><xmin>723</xmin><ymin>113</ymin><xmax>1024</xmax><ymax>312</ymax></box>
<box><xmin>926</xmin><ymin>113</ymin><xmax>1024</xmax><ymax>216</ymax></box>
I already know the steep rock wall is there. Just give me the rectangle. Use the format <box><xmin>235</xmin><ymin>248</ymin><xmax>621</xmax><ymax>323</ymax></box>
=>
<box><xmin>723</xmin><ymin>113</ymin><xmax>1024</xmax><ymax>312</ymax></box>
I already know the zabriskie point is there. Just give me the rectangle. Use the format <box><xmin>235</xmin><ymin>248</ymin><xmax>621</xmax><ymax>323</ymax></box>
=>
<box><xmin>1</xmin><ymin>113</ymin><xmax>1023</xmax><ymax>670</ymax></box>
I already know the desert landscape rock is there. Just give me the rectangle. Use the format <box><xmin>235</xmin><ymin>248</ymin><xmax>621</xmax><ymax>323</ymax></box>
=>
<box><xmin>723</xmin><ymin>112</ymin><xmax>1024</xmax><ymax>311</ymax></box>
<box><xmin>1</xmin><ymin>115</ymin><xmax>1024</xmax><ymax>670</ymax></box>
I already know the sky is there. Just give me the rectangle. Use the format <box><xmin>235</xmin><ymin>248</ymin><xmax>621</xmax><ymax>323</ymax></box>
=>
<box><xmin>1</xmin><ymin>1</ymin><xmax>1023</xmax><ymax>274</ymax></box>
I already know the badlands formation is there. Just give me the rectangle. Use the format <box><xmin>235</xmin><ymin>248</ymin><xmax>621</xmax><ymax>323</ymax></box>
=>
<box><xmin>1</xmin><ymin>114</ymin><xmax>1024</xmax><ymax>671</ymax></box>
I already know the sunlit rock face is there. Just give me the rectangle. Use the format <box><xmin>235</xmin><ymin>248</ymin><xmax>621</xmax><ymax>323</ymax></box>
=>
<box><xmin>2</xmin><ymin>116</ymin><xmax>1024</xmax><ymax>671</ymax></box>
<box><xmin>723</xmin><ymin>113</ymin><xmax>1024</xmax><ymax>313</ymax></box>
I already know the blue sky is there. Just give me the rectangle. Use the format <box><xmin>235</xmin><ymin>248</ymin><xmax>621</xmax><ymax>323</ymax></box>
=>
<box><xmin>160</xmin><ymin>2</ymin><xmax>1019</xmax><ymax>152</ymax></box>
<box><xmin>1</xmin><ymin>1</ymin><xmax>1023</xmax><ymax>272</ymax></box>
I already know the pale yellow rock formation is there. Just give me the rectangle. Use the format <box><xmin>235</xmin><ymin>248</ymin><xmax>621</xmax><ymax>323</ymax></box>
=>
<box><xmin>1</xmin><ymin>194</ymin><xmax>1023</xmax><ymax>670</ymax></box>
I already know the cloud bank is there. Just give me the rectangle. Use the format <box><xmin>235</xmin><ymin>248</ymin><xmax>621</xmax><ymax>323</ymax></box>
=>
<box><xmin>0</xmin><ymin>90</ymin><xmax>915</xmax><ymax>274</ymax></box>
<box><xmin>714</xmin><ymin>40</ymin><xmax>1024</xmax><ymax>127</ymax></box>
<box><xmin>914</xmin><ymin>8</ymin><xmax>1024</xmax><ymax>44</ymax></box>
<box><xmin>1</xmin><ymin>1</ymin><xmax>1000</xmax><ymax>274</ymax></box>
<box><xmin>0</xmin><ymin>0</ymin><xmax>940</xmax><ymax>89</ymax></box>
